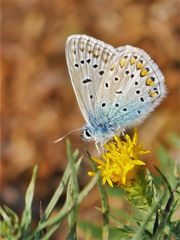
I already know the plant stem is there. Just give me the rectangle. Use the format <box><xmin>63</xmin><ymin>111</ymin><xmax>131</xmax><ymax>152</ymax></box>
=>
<box><xmin>98</xmin><ymin>182</ymin><xmax>109</xmax><ymax>240</ymax></box>
<box><xmin>88</xmin><ymin>152</ymin><xmax>109</xmax><ymax>240</ymax></box>
<box><xmin>29</xmin><ymin>159</ymin><xmax>81</xmax><ymax>240</ymax></box>
<box><xmin>66</xmin><ymin>140</ymin><xmax>79</xmax><ymax>240</ymax></box>
<box><xmin>30</xmin><ymin>175</ymin><xmax>98</xmax><ymax>239</ymax></box>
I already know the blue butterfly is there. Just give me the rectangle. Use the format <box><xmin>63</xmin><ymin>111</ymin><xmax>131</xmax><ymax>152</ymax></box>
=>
<box><xmin>65</xmin><ymin>34</ymin><xmax>167</xmax><ymax>145</ymax></box>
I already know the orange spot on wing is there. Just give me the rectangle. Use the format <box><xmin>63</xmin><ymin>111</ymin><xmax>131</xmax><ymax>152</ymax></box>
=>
<box><xmin>146</xmin><ymin>77</ymin><xmax>156</xmax><ymax>86</ymax></box>
<box><xmin>119</xmin><ymin>58</ymin><xmax>126</xmax><ymax>68</ymax></box>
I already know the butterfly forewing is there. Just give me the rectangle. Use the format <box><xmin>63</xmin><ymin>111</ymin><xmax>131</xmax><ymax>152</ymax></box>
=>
<box><xmin>66</xmin><ymin>35</ymin><xmax>117</xmax><ymax>124</ymax></box>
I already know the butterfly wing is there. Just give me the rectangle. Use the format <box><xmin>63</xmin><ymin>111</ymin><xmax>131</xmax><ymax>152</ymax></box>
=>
<box><xmin>95</xmin><ymin>45</ymin><xmax>167</xmax><ymax>131</ymax></box>
<box><xmin>65</xmin><ymin>35</ymin><xmax>118</xmax><ymax>125</ymax></box>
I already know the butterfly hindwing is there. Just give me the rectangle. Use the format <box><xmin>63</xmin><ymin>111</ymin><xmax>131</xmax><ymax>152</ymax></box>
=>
<box><xmin>95</xmin><ymin>45</ymin><xmax>167</xmax><ymax>130</ymax></box>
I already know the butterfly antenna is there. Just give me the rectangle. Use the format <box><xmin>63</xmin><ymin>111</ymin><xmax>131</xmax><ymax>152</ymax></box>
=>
<box><xmin>54</xmin><ymin>128</ymin><xmax>82</xmax><ymax>143</ymax></box>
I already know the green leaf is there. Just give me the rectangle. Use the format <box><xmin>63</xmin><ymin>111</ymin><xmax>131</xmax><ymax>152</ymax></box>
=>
<box><xmin>43</xmin><ymin>156</ymin><xmax>81</xmax><ymax>221</ymax></box>
<box><xmin>133</xmin><ymin>193</ymin><xmax>165</xmax><ymax>240</ymax></box>
<box><xmin>0</xmin><ymin>206</ymin><xmax>21</xmax><ymax>239</ymax></box>
<box><xmin>109</xmin><ymin>226</ymin><xmax>136</xmax><ymax>240</ymax></box>
<box><xmin>171</xmin><ymin>221</ymin><xmax>180</xmax><ymax>238</ymax></box>
<box><xmin>40</xmin><ymin>174</ymin><xmax>98</xmax><ymax>240</ymax></box>
<box><xmin>20</xmin><ymin>164</ymin><xmax>38</xmax><ymax>236</ymax></box>
<box><xmin>32</xmin><ymin>159</ymin><xmax>81</xmax><ymax>239</ymax></box>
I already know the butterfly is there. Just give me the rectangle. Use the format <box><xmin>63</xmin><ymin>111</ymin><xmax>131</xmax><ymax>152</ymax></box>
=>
<box><xmin>65</xmin><ymin>34</ymin><xmax>167</xmax><ymax>145</ymax></box>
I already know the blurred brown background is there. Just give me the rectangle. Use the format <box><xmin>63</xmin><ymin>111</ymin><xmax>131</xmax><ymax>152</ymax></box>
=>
<box><xmin>1</xmin><ymin>0</ymin><xmax>180</xmax><ymax>239</ymax></box>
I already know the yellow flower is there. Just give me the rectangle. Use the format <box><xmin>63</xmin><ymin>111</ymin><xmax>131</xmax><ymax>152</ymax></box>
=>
<box><xmin>88</xmin><ymin>128</ymin><xmax>150</xmax><ymax>187</ymax></box>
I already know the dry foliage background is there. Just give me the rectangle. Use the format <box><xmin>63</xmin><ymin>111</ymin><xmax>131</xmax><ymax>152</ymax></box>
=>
<box><xmin>1</xmin><ymin>0</ymin><xmax>180</xmax><ymax>239</ymax></box>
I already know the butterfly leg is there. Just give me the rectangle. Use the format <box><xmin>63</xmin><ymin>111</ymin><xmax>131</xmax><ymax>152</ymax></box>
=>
<box><xmin>95</xmin><ymin>141</ymin><xmax>101</xmax><ymax>156</ymax></box>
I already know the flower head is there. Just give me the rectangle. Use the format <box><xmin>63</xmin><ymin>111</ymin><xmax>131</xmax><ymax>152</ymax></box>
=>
<box><xmin>88</xmin><ymin>128</ymin><xmax>150</xmax><ymax>187</ymax></box>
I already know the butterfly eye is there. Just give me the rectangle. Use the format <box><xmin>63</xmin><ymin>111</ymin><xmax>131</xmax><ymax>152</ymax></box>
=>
<box><xmin>81</xmin><ymin>128</ymin><xmax>93</xmax><ymax>141</ymax></box>
<box><xmin>85</xmin><ymin>129</ymin><xmax>91</xmax><ymax>137</ymax></box>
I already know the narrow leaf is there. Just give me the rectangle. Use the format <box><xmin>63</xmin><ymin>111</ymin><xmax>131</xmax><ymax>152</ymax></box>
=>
<box><xmin>21</xmin><ymin>164</ymin><xmax>38</xmax><ymax>236</ymax></box>
<box><xmin>133</xmin><ymin>193</ymin><xmax>165</xmax><ymax>240</ymax></box>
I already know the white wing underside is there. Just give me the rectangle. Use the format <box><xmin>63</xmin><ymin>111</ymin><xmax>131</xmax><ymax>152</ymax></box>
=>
<box><xmin>65</xmin><ymin>34</ymin><xmax>167</xmax><ymax>137</ymax></box>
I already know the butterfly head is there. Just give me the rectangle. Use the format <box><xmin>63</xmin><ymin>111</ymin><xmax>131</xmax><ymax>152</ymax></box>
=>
<box><xmin>81</xmin><ymin>126</ymin><xmax>94</xmax><ymax>142</ymax></box>
<box><xmin>80</xmin><ymin>123</ymin><xmax>116</xmax><ymax>144</ymax></box>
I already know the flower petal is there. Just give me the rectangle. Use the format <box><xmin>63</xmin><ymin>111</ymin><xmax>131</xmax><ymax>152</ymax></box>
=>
<box><xmin>88</xmin><ymin>128</ymin><xmax>150</xmax><ymax>188</ymax></box>
<box><xmin>88</xmin><ymin>171</ymin><xmax>96</xmax><ymax>176</ymax></box>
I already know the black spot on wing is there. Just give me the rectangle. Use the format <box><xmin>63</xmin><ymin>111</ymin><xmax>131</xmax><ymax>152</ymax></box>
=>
<box><xmin>99</xmin><ymin>70</ymin><xmax>104</xmax><ymax>75</ymax></box>
<box><xmin>82</xmin><ymin>78</ymin><xmax>92</xmax><ymax>84</ymax></box>
<box><xmin>105</xmin><ymin>83</ymin><xmax>109</xmax><ymax>88</ymax></box>
<box><xmin>136</xmin><ymin>90</ymin><xmax>141</xmax><ymax>94</ymax></box>
<box><xmin>116</xmin><ymin>90</ymin><xmax>122</xmax><ymax>94</ymax></box>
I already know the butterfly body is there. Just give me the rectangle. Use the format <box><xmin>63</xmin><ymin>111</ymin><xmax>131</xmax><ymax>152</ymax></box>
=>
<box><xmin>81</xmin><ymin>116</ymin><xmax>116</xmax><ymax>143</ymax></box>
<box><xmin>66</xmin><ymin>35</ymin><xmax>167</xmax><ymax>144</ymax></box>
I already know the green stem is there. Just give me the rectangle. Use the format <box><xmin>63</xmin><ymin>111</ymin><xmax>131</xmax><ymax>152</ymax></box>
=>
<box><xmin>98</xmin><ymin>182</ymin><xmax>109</xmax><ymax>240</ymax></box>
<box><xmin>151</xmin><ymin>175</ymin><xmax>179</xmax><ymax>239</ymax></box>
<box><xmin>66</xmin><ymin>140</ymin><xmax>79</xmax><ymax>240</ymax></box>
<box><xmin>28</xmin><ymin>159</ymin><xmax>81</xmax><ymax>240</ymax></box>
<box><xmin>134</xmin><ymin>193</ymin><xmax>165</xmax><ymax>240</ymax></box>
<box><xmin>88</xmin><ymin>152</ymin><xmax>109</xmax><ymax>240</ymax></box>
<box><xmin>30</xmin><ymin>175</ymin><xmax>98</xmax><ymax>239</ymax></box>
<box><xmin>151</xmin><ymin>192</ymin><xmax>174</xmax><ymax>239</ymax></box>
